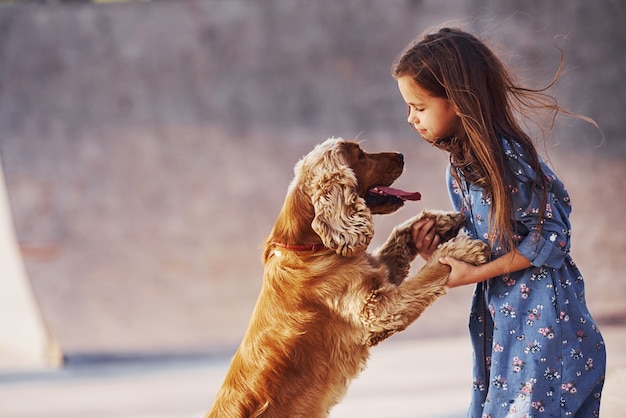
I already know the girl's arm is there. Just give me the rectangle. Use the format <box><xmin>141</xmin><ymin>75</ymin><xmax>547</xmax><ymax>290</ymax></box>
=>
<box><xmin>439</xmin><ymin>249</ymin><xmax>531</xmax><ymax>288</ymax></box>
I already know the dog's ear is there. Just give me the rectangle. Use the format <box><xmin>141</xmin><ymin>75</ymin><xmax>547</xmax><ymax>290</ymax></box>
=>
<box><xmin>305</xmin><ymin>139</ymin><xmax>374</xmax><ymax>256</ymax></box>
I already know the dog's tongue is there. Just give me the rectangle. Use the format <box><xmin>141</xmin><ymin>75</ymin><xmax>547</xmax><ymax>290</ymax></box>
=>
<box><xmin>370</xmin><ymin>186</ymin><xmax>421</xmax><ymax>201</ymax></box>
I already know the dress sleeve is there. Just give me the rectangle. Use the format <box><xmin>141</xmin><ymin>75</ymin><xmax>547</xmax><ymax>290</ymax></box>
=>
<box><xmin>504</xmin><ymin>139</ymin><xmax>572</xmax><ymax>269</ymax></box>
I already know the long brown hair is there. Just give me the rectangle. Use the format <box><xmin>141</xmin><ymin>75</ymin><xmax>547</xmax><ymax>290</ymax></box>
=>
<box><xmin>392</xmin><ymin>27</ymin><xmax>572</xmax><ymax>250</ymax></box>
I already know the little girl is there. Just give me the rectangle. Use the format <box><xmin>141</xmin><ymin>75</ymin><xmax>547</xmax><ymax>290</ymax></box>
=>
<box><xmin>393</xmin><ymin>27</ymin><xmax>606</xmax><ymax>417</ymax></box>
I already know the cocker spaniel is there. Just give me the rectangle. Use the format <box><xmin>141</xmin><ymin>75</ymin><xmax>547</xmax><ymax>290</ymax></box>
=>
<box><xmin>206</xmin><ymin>137</ymin><xmax>489</xmax><ymax>418</ymax></box>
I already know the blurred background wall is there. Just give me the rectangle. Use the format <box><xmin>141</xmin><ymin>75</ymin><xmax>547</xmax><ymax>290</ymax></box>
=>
<box><xmin>0</xmin><ymin>0</ymin><xmax>624</xmax><ymax>357</ymax></box>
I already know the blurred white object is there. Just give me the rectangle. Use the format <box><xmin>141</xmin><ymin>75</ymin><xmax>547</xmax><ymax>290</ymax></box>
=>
<box><xmin>0</xmin><ymin>158</ymin><xmax>62</xmax><ymax>368</ymax></box>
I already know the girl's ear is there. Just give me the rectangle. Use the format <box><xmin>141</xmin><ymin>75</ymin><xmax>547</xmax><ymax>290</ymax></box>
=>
<box><xmin>450</xmin><ymin>100</ymin><xmax>461</xmax><ymax>116</ymax></box>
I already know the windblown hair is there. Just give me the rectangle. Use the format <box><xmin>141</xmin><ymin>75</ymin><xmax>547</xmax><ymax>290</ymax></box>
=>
<box><xmin>392</xmin><ymin>26</ymin><xmax>582</xmax><ymax>249</ymax></box>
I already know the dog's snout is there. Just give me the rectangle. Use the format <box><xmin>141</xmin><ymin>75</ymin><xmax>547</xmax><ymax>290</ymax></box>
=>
<box><xmin>397</xmin><ymin>153</ymin><xmax>404</xmax><ymax>163</ymax></box>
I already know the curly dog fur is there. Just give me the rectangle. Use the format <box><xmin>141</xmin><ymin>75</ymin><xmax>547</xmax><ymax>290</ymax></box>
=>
<box><xmin>206</xmin><ymin>138</ymin><xmax>490</xmax><ymax>418</ymax></box>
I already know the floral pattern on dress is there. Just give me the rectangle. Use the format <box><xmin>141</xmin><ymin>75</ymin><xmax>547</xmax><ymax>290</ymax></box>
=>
<box><xmin>446</xmin><ymin>138</ymin><xmax>606</xmax><ymax>417</ymax></box>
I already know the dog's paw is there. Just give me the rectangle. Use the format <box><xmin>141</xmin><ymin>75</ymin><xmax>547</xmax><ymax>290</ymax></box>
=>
<box><xmin>417</xmin><ymin>210</ymin><xmax>466</xmax><ymax>242</ymax></box>
<box><xmin>393</xmin><ymin>213</ymin><xmax>423</xmax><ymax>236</ymax></box>
<box><xmin>438</xmin><ymin>235</ymin><xmax>490</xmax><ymax>265</ymax></box>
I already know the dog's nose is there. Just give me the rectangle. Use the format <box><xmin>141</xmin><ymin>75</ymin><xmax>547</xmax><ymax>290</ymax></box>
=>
<box><xmin>397</xmin><ymin>153</ymin><xmax>404</xmax><ymax>162</ymax></box>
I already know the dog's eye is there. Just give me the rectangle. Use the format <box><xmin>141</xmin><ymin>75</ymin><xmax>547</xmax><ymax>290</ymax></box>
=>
<box><xmin>358</xmin><ymin>150</ymin><xmax>366</xmax><ymax>160</ymax></box>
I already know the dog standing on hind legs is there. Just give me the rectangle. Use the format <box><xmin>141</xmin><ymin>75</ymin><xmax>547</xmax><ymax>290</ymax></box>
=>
<box><xmin>206</xmin><ymin>138</ymin><xmax>490</xmax><ymax>417</ymax></box>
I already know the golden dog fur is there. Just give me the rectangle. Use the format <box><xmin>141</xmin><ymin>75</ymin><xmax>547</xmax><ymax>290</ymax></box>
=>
<box><xmin>206</xmin><ymin>138</ymin><xmax>489</xmax><ymax>417</ymax></box>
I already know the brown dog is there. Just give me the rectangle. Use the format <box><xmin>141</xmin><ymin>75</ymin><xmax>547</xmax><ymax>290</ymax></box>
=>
<box><xmin>206</xmin><ymin>138</ymin><xmax>489</xmax><ymax>417</ymax></box>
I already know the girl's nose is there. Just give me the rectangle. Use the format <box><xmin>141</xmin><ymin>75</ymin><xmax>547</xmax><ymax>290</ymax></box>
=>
<box><xmin>408</xmin><ymin>110</ymin><xmax>424</xmax><ymax>133</ymax></box>
<box><xmin>407</xmin><ymin>111</ymin><xmax>419</xmax><ymax>132</ymax></box>
<box><xmin>406</xmin><ymin>106</ymin><xmax>418</xmax><ymax>124</ymax></box>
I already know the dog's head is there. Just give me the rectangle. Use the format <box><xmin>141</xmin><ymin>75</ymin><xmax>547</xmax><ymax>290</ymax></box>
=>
<box><xmin>296</xmin><ymin>137</ymin><xmax>418</xmax><ymax>256</ymax></box>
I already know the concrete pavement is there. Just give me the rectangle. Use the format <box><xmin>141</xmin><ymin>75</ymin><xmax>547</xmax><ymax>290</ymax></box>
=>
<box><xmin>1</xmin><ymin>325</ymin><xmax>625</xmax><ymax>418</ymax></box>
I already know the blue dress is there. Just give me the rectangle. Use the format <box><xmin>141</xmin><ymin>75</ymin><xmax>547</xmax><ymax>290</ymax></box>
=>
<box><xmin>447</xmin><ymin>138</ymin><xmax>606</xmax><ymax>417</ymax></box>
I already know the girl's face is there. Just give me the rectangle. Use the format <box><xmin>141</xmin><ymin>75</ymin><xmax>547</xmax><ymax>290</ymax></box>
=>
<box><xmin>397</xmin><ymin>76</ymin><xmax>462</xmax><ymax>145</ymax></box>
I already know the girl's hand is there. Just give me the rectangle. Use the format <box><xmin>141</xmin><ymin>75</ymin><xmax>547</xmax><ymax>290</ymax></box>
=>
<box><xmin>438</xmin><ymin>256</ymin><xmax>481</xmax><ymax>288</ymax></box>
<box><xmin>411</xmin><ymin>218</ymin><xmax>440</xmax><ymax>261</ymax></box>
<box><xmin>439</xmin><ymin>249</ymin><xmax>531</xmax><ymax>288</ymax></box>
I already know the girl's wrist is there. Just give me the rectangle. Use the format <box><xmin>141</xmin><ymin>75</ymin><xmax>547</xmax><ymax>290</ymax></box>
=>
<box><xmin>473</xmin><ymin>262</ymin><xmax>496</xmax><ymax>283</ymax></box>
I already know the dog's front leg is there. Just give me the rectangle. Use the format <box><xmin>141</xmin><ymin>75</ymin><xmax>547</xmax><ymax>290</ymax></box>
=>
<box><xmin>363</xmin><ymin>234</ymin><xmax>490</xmax><ymax>346</ymax></box>
<box><xmin>372</xmin><ymin>215</ymin><xmax>420</xmax><ymax>285</ymax></box>
<box><xmin>374</xmin><ymin>210</ymin><xmax>466</xmax><ymax>285</ymax></box>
